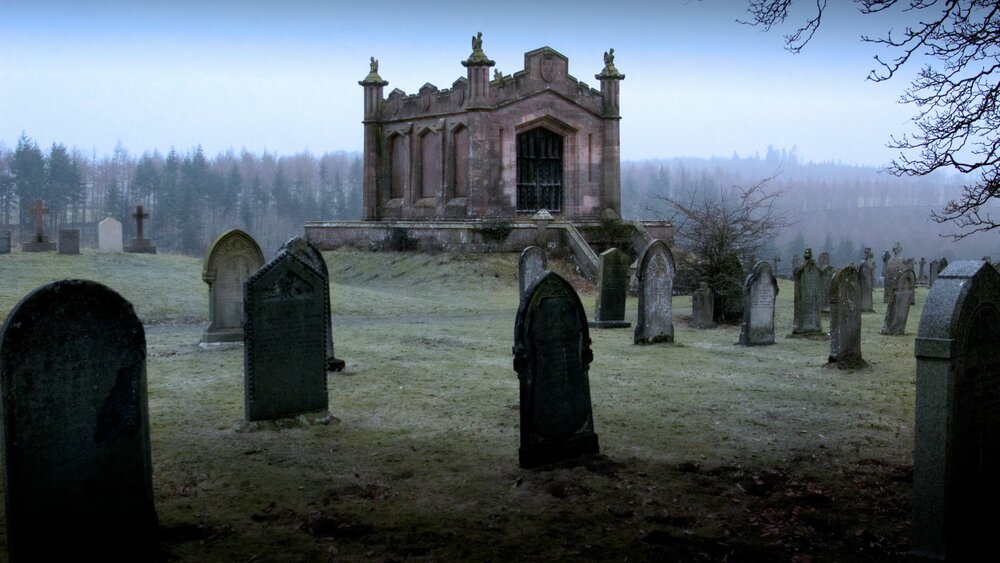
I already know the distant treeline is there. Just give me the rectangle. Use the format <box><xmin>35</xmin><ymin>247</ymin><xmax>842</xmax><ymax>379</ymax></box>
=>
<box><xmin>0</xmin><ymin>134</ymin><xmax>361</xmax><ymax>255</ymax></box>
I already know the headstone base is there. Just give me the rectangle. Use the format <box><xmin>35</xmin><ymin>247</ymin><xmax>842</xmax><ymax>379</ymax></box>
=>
<box><xmin>825</xmin><ymin>356</ymin><xmax>869</xmax><ymax>370</ymax></box>
<box><xmin>202</xmin><ymin>328</ymin><xmax>243</xmax><ymax>343</ymax></box>
<box><xmin>588</xmin><ymin>320</ymin><xmax>631</xmax><ymax>329</ymax></box>
<box><xmin>326</xmin><ymin>357</ymin><xmax>346</xmax><ymax>372</ymax></box>
<box><xmin>635</xmin><ymin>334</ymin><xmax>674</xmax><ymax>345</ymax></box>
<box><xmin>519</xmin><ymin>431</ymin><xmax>599</xmax><ymax>469</ymax></box>
<box><xmin>787</xmin><ymin>330</ymin><xmax>826</xmax><ymax>340</ymax></box>
<box><xmin>125</xmin><ymin>240</ymin><xmax>157</xmax><ymax>254</ymax></box>
<box><xmin>21</xmin><ymin>241</ymin><xmax>56</xmax><ymax>252</ymax></box>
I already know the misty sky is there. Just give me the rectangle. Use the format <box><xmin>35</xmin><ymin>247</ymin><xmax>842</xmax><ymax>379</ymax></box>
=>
<box><xmin>2</xmin><ymin>0</ymin><xmax>927</xmax><ymax>165</ymax></box>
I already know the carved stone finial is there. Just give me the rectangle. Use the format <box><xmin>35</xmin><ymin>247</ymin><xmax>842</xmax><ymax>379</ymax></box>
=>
<box><xmin>472</xmin><ymin>31</ymin><xmax>482</xmax><ymax>51</ymax></box>
<box><xmin>370</xmin><ymin>57</ymin><xmax>378</xmax><ymax>73</ymax></box>
<box><xmin>359</xmin><ymin>55</ymin><xmax>388</xmax><ymax>87</ymax></box>
<box><xmin>596</xmin><ymin>47</ymin><xmax>624</xmax><ymax>81</ymax></box>
<box><xmin>462</xmin><ymin>31</ymin><xmax>495</xmax><ymax>67</ymax></box>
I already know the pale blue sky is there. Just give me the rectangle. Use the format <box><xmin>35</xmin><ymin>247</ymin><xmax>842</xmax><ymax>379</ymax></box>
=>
<box><xmin>1</xmin><ymin>0</ymin><xmax>922</xmax><ymax>165</ymax></box>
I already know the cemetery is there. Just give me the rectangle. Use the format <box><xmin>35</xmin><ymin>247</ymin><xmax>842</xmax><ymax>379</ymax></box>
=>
<box><xmin>0</xmin><ymin>244</ymin><xmax>956</xmax><ymax>561</ymax></box>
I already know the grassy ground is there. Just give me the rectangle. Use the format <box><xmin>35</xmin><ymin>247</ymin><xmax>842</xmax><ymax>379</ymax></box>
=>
<box><xmin>0</xmin><ymin>248</ymin><xmax>920</xmax><ymax>562</ymax></box>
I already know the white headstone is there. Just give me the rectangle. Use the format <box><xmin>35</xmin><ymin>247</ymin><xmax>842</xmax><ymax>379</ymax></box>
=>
<box><xmin>98</xmin><ymin>218</ymin><xmax>123</xmax><ymax>253</ymax></box>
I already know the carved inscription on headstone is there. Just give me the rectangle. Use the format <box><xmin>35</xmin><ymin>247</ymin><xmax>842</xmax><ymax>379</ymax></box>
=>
<box><xmin>739</xmin><ymin>261</ymin><xmax>778</xmax><ymax>346</ymax></box>
<box><xmin>202</xmin><ymin>230</ymin><xmax>265</xmax><ymax>343</ymax></box>
<box><xmin>634</xmin><ymin>239</ymin><xmax>674</xmax><ymax>344</ymax></box>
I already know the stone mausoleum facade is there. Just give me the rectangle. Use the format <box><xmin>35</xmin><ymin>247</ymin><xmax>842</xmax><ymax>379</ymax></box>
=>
<box><xmin>358</xmin><ymin>33</ymin><xmax>625</xmax><ymax>221</ymax></box>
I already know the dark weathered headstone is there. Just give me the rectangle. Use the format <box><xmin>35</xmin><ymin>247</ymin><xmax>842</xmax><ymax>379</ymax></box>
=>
<box><xmin>820</xmin><ymin>265</ymin><xmax>834</xmax><ymax>313</ymax></box>
<box><xmin>0</xmin><ymin>280</ymin><xmax>158</xmax><ymax>561</ymax></box>
<box><xmin>21</xmin><ymin>198</ymin><xmax>56</xmax><ymax>252</ymax></box>
<box><xmin>818</xmin><ymin>251</ymin><xmax>831</xmax><ymax>268</ymax></box>
<box><xmin>883</xmin><ymin>256</ymin><xmax>910</xmax><ymax>304</ymax></box>
<box><xmin>912</xmin><ymin>260</ymin><xmax>1000</xmax><ymax>562</ymax></box>
<box><xmin>690</xmin><ymin>282</ymin><xmax>715</xmax><ymax>329</ymax></box>
<box><xmin>792</xmin><ymin>249</ymin><xmax>823</xmax><ymax>335</ymax></box>
<box><xmin>739</xmin><ymin>261</ymin><xmax>778</xmax><ymax>346</ymax></box>
<box><xmin>634</xmin><ymin>239</ymin><xmax>674</xmax><ymax>344</ymax></box>
<box><xmin>202</xmin><ymin>229</ymin><xmax>265</xmax><ymax>343</ymax></box>
<box><xmin>280</xmin><ymin>236</ymin><xmax>345</xmax><ymax>371</ymax></box>
<box><xmin>518</xmin><ymin>246</ymin><xmax>547</xmax><ymax>298</ymax></box>
<box><xmin>918</xmin><ymin>257</ymin><xmax>927</xmax><ymax>280</ymax></box>
<box><xmin>882</xmin><ymin>249</ymin><xmax>891</xmax><ymax>283</ymax></box>
<box><xmin>928</xmin><ymin>260</ymin><xmax>939</xmax><ymax>288</ymax></box>
<box><xmin>513</xmin><ymin>271</ymin><xmax>599</xmax><ymax>468</ymax></box>
<box><xmin>828</xmin><ymin>266</ymin><xmax>865</xmax><ymax>369</ymax></box>
<box><xmin>882</xmin><ymin>268</ymin><xmax>915</xmax><ymax>335</ymax></box>
<box><xmin>124</xmin><ymin>205</ymin><xmax>157</xmax><ymax>254</ymax></box>
<box><xmin>244</xmin><ymin>249</ymin><xmax>328</xmax><ymax>421</ymax></box>
<box><xmin>0</xmin><ymin>230</ymin><xmax>10</xmax><ymax>254</ymax></box>
<box><xmin>791</xmin><ymin>253</ymin><xmax>801</xmax><ymax>274</ymax></box>
<box><xmin>858</xmin><ymin>261</ymin><xmax>875</xmax><ymax>312</ymax></box>
<box><xmin>57</xmin><ymin>228</ymin><xmax>80</xmax><ymax>255</ymax></box>
<box><xmin>589</xmin><ymin>247</ymin><xmax>630</xmax><ymax>328</ymax></box>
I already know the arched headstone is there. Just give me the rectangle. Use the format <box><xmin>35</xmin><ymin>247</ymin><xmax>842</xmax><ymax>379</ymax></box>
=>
<box><xmin>518</xmin><ymin>246</ymin><xmax>547</xmax><ymax>299</ymax></box>
<box><xmin>739</xmin><ymin>261</ymin><xmax>778</xmax><ymax>346</ymax></box>
<box><xmin>828</xmin><ymin>266</ymin><xmax>865</xmax><ymax>368</ymax></box>
<box><xmin>792</xmin><ymin>249</ymin><xmax>823</xmax><ymax>335</ymax></box>
<box><xmin>634</xmin><ymin>239</ymin><xmax>675</xmax><ymax>344</ymax></box>
<box><xmin>280</xmin><ymin>236</ymin><xmax>345</xmax><ymax>372</ymax></box>
<box><xmin>0</xmin><ymin>280</ymin><xmax>158</xmax><ymax>560</ymax></box>
<box><xmin>202</xmin><ymin>230</ymin><xmax>265</xmax><ymax>343</ymax></box>
<box><xmin>513</xmin><ymin>271</ymin><xmax>599</xmax><ymax>468</ymax></box>
<box><xmin>858</xmin><ymin>261</ymin><xmax>875</xmax><ymax>313</ymax></box>
<box><xmin>912</xmin><ymin>261</ymin><xmax>1000</xmax><ymax>561</ymax></box>
<box><xmin>98</xmin><ymin>217</ymin><xmax>123</xmax><ymax>253</ymax></box>
<box><xmin>882</xmin><ymin>268</ymin><xmax>915</xmax><ymax>335</ymax></box>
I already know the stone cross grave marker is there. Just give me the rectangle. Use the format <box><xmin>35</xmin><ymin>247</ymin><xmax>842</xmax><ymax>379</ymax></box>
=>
<box><xmin>634</xmin><ymin>239</ymin><xmax>674</xmax><ymax>344</ymax></box>
<box><xmin>124</xmin><ymin>205</ymin><xmax>156</xmax><ymax>254</ymax></box>
<box><xmin>202</xmin><ymin>229</ymin><xmax>265</xmax><ymax>343</ymax></box>
<box><xmin>828</xmin><ymin>266</ymin><xmax>865</xmax><ymax>369</ymax></box>
<box><xmin>589</xmin><ymin>247</ymin><xmax>630</xmax><ymax>328</ymax></box>
<box><xmin>739</xmin><ymin>260</ymin><xmax>778</xmax><ymax>346</ymax></box>
<box><xmin>22</xmin><ymin>198</ymin><xmax>56</xmax><ymax>252</ymax></box>
<box><xmin>0</xmin><ymin>230</ymin><xmax>10</xmax><ymax>254</ymax></box>
<box><xmin>280</xmin><ymin>236</ymin><xmax>345</xmax><ymax>371</ymax></box>
<box><xmin>882</xmin><ymin>268</ymin><xmax>915</xmax><ymax>335</ymax></box>
<box><xmin>513</xmin><ymin>271</ymin><xmax>599</xmax><ymax>468</ymax></box>
<box><xmin>858</xmin><ymin>261</ymin><xmax>875</xmax><ymax>312</ymax></box>
<box><xmin>792</xmin><ymin>249</ymin><xmax>824</xmax><ymax>336</ymax></box>
<box><xmin>57</xmin><ymin>228</ymin><xmax>80</xmax><ymax>255</ymax></box>
<box><xmin>0</xmin><ymin>280</ymin><xmax>158</xmax><ymax>561</ymax></box>
<box><xmin>518</xmin><ymin>246</ymin><xmax>547</xmax><ymax>299</ymax></box>
<box><xmin>912</xmin><ymin>261</ymin><xmax>1000</xmax><ymax>561</ymax></box>
<box><xmin>690</xmin><ymin>282</ymin><xmax>715</xmax><ymax>328</ymax></box>
<box><xmin>98</xmin><ymin>217</ymin><xmax>123</xmax><ymax>253</ymax></box>
<box><xmin>244</xmin><ymin>248</ymin><xmax>328</xmax><ymax>421</ymax></box>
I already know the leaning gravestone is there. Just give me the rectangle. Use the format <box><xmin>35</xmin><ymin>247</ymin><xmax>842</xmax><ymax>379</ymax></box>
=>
<box><xmin>58</xmin><ymin>228</ymin><xmax>80</xmax><ymax>255</ymax></box>
<box><xmin>634</xmin><ymin>239</ymin><xmax>675</xmax><ymax>344</ymax></box>
<box><xmin>280</xmin><ymin>236</ymin><xmax>345</xmax><ymax>371</ymax></box>
<box><xmin>858</xmin><ymin>261</ymin><xmax>875</xmax><ymax>312</ymax></box>
<box><xmin>820</xmin><ymin>265</ymin><xmax>834</xmax><ymax>312</ymax></box>
<box><xmin>513</xmin><ymin>271</ymin><xmax>599</xmax><ymax>468</ymax></box>
<box><xmin>882</xmin><ymin>268</ymin><xmax>915</xmax><ymax>335</ymax></box>
<box><xmin>519</xmin><ymin>246</ymin><xmax>547</xmax><ymax>299</ymax></box>
<box><xmin>792</xmin><ymin>249</ymin><xmax>824</xmax><ymax>336</ymax></box>
<box><xmin>691</xmin><ymin>282</ymin><xmax>715</xmax><ymax>328</ymax></box>
<box><xmin>0</xmin><ymin>230</ymin><xmax>10</xmax><ymax>254</ymax></box>
<box><xmin>739</xmin><ymin>261</ymin><xmax>778</xmax><ymax>346</ymax></box>
<box><xmin>0</xmin><ymin>280</ymin><xmax>158</xmax><ymax>561</ymax></box>
<box><xmin>828</xmin><ymin>266</ymin><xmax>865</xmax><ymax>369</ymax></box>
<box><xmin>912</xmin><ymin>260</ymin><xmax>1000</xmax><ymax>562</ymax></box>
<box><xmin>202</xmin><ymin>229</ymin><xmax>265</xmax><ymax>343</ymax></box>
<box><xmin>589</xmin><ymin>247</ymin><xmax>630</xmax><ymax>328</ymax></box>
<box><xmin>244</xmin><ymin>248</ymin><xmax>328</xmax><ymax>421</ymax></box>
<box><xmin>98</xmin><ymin>217</ymin><xmax>123</xmax><ymax>253</ymax></box>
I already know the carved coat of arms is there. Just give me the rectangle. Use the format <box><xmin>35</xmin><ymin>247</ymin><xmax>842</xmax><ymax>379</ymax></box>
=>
<box><xmin>540</xmin><ymin>56</ymin><xmax>557</xmax><ymax>83</ymax></box>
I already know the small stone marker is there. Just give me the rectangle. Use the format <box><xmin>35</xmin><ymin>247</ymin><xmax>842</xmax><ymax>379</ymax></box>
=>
<box><xmin>0</xmin><ymin>280</ymin><xmax>158</xmax><ymax>560</ymax></box>
<box><xmin>634</xmin><ymin>239</ymin><xmax>675</xmax><ymax>344</ymax></box>
<box><xmin>21</xmin><ymin>198</ymin><xmax>56</xmax><ymax>252</ymax></box>
<box><xmin>912</xmin><ymin>260</ymin><xmax>1000</xmax><ymax>561</ymax></box>
<box><xmin>244</xmin><ymin>248</ymin><xmax>328</xmax><ymax>421</ymax></box>
<box><xmin>98</xmin><ymin>217</ymin><xmax>123</xmax><ymax>253</ymax></box>
<box><xmin>820</xmin><ymin>265</ymin><xmax>834</xmax><ymax>312</ymax></box>
<box><xmin>0</xmin><ymin>230</ymin><xmax>11</xmax><ymax>254</ymax></box>
<box><xmin>792</xmin><ymin>249</ymin><xmax>824</xmax><ymax>336</ymax></box>
<box><xmin>739</xmin><ymin>260</ymin><xmax>778</xmax><ymax>346</ymax></box>
<box><xmin>519</xmin><ymin>246</ymin><xmax>547</xmax><ymax>298</ymax></box>
<box><xmin>691</xmin><ymin>282</ymin><xmax>715</xmax><ymax>328</ymax></box>
<box><xmin>124</xmin><ymin>204</ymin><xmax>156</xmax><ymax>254</ymax></box>
<box><xmin>828</xmin><ymin>266</ymin><xmax>865</xmax><ymax>369</ymax></box>
<box><xmin>858</xmin><ymin>261</ymin><xmax>875</xmax><ymax>312</ymax></box>
<box><xmin>882</xmin><ymin>268</ymin><xmax>915</xmax><ymax>335</ymax></box>
<box><xmin>589</xmin><ymin>247</ymin><xmax>630</xmax><ymax>328</ymax></box>
<box><xmin>818</xmin><ymin>251</ymin><xmax>831</xmax><ymax>268</ymax></box>
<box><xmin>513</xmin><ymin>271</ymin><xmax>599</xmax><ymax>468</ymax></box>
<box><xmin>57</xmin><ymin>228</ymin><xmax>80</xmax><ymax>255</ymax></box>
<box><xmin>202</xmin><ymin>229</ymin><xmax>265</xmax><ymax>343</ymax></box>
<box><xmin>280</xmin><ymin>236</ymin><xmax>345</xmax><ymax>372</ymax></box>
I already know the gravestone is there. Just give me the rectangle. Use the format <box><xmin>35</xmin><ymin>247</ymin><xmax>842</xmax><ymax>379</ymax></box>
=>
<box><xmin>202</xmin><ymin>229</ymin><xmax>265</xmax><ymax>343</ymax></box>
<box><xmin>883</xmin><ymin>255</ymin><xmax>910</xmax><ymax>304</ymax></box>
<box><xmin>634</xmin><ymin>239</ymin><xmax>674</xmax><ymax>344</ymax></box>
<box><xmin>690</xmin><ymin>282</ymin><xmax>715</xmax><ymax>329</ymax></box>
<box><xmin>858</xmin><ymin>261</ymin><xmax>875</xmax><ymax>312</ymax></box>
<box><xmin>58</xmin><ymin>228</ymin><xmax>80</xmax><ymax>255</ymax></box>
<box><xmin>919</xmin><ymin>257</ymin><xmax>927</xmax><ymax>280</ymax></box>
<box><xmin>828</xmin><ymin>266</ymin><xmax>865</xmax><ymax>369</ymax></box>
<box><xmin>938</xmin><ymin>256</ymin><xmax>948</xmax><ymax>274</ymax></box>
<box><xmin>124</xmin><ymin>204</ymin><xmax>156</xmax><ymax>254</ymax></box>
<box><xmin>792</xmin><ymin>249</ymin><xmax>824</xmax><ymax>336</ymax></box>
<box><xmin>791</xmin><ymin>253</ymin><xmax>801</xmax><ymax>274</ymax></box>
<box><xmin>244</xmin><ymin>248</ymin><xmax>328</xmax><ymax>421</ymax></box>
<box><xmin>513</xmin><ymin>271</ymin><xmax>599</xmax><ymax>468</ymax></box>
<box><xmin>882</xmin><ymin>249</ymin><xmax>891</xmax><ymax>280</ymax></box>
<box><xmin>912</xmin><ymin>261</ymin><xmax>1000</xmax><ymax>562</ymax></box>
<box><xmin>772</xmin><ymin>255</ymin><xmax>781</xmax><ymax>277</ymax></box>
<box><xmin>519</xmin><ymin>246</ymin><xmax>547</xmax><ymax>299</ymax></box>
<box><xmin>820</xmin><ymin>265</ymin><xmax>834</xmax><ymax>313</ymax></box>
<box><xmin>589</xmin><ymin>247</ymin><xmax>630</xmax><ymax>329</ymax></box>
<box><xmin>882</xmin><ymin>268</ymin><xmax>915</xmax><ymax>335</ymax></box>
<box><xmin>0</xmin><ymin>230</ymin><xmax>10</xmax><ymax>254</ymax></box>
<box><xmin>21</xmin><ymin>198</ymin><xmax>56</xmax><ymax>252</ymax></box>
<box><xmin>818</xmin><ymin>251</ymin><xmax>831</xmax><ymax>268</ymax></box>
<box><xmin>739</xmin><ymin>261</ymin><xmax>778</xmax><ymax>346</ymax></box>
<box><xmin>280</xmin><ymin>236</ymin><xmax>345</xmax><ymax>371</ymax></box>
<box><xmin>0</xmin><ymin>280</ymin><xmax>158</xmax><ymax>561</ymax></box>
<box><xmin>98</xmin><ymin>217</ymin><xmax>123</xmax><ymax>253</ymax></box>
<box><xmin>928</xmin><ymin>260</ymin><xmax>939</xmax><ymax>288</ymax></box>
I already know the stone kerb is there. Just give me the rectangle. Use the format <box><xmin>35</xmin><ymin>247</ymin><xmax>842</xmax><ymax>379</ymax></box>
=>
<box><xmin>912</xmin><ymin>260</ymin><xmax>1000</xmax><ymax>562</ymax></box>
<box><xmin>202</xmin><ymin>229</ymin><xmax>265</xmax><ymax>344</ymax></box>
<box><xmin>634</xmin><ymin>239</ymin><xmax>675</xmax><ymax>344</ymax></box>
<box><xmin>739</xmin><ymin>260</ymin><xmax>778</xmax><ymax>346</ymax></box>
